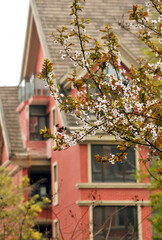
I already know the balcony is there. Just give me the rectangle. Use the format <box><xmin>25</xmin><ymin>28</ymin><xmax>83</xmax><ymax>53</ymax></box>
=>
<box><xmin>29</xmin><ymin>166</ymin><xmax>51</xmax><ymax>201</ymax></box>
<box><xmin>18</xmin><ymin>74</ymin><xmax>49</xmax><ymax>103</ymax></box>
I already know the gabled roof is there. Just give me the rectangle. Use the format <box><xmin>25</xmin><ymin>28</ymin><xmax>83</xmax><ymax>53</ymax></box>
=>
<box><xmin>19</xmin><ymin>0</ymin><xmax>146</xmax><ymax>130</ymax></box>
<box><xmin>28</xmin><ymin>0</ymin><xmax>144</xmax><ymax>83</ymax></box>
<box><xmin>0</xmin><ymin>87</ymin><xmax>26</xmax><ymax>158</ymax></box>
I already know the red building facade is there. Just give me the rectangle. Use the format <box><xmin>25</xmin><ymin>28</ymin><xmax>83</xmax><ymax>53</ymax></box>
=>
<box><xmin>0</xmin><ymin>0</ymin><xmax>152</xmax><ymax>239</ymax></box>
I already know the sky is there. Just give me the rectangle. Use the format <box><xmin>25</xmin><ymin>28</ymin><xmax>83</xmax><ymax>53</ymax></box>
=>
<box><xmin>0</xmin><ymin>0</ymin><xmax>29</xmax><ymax>86</ymax></box>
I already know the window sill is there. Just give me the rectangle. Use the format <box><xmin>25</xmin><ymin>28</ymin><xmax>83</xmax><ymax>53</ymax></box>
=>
<box><xmin>76</xmin><ymin>182</ymin><xmax>150</xmax><ymax>189</ymax></box>
<box><xmin>76</xmin><ymin>200</ymin><xmax>150</xmax><ymax>206</ymax></box>
<box><xmin>53</xmin><ymin>202</ymin><xmax>59</xmax><ymax>207</ymax></box>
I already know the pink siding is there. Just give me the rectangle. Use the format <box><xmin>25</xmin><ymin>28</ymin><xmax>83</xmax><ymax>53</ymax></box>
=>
<box><xmin>51</xmin><ymin>144</ymin><xmax>82</xmax><ymax>239</ymax></box>
<box><xmin>51</xmin><ymin>139</ymin><xmax>152</xmax><ymax>239</ymax></box>
<box><xmin>139</xmin><ymin>146</ymin><xmax>150</xmax><ymax>183</ymax></box>
<box><xmin>81</xmin><ymin>188</ymin><xmax>150</xmax><ymax>201</ymax></box>
<box><xmin>36</xmin><ymin>207</ymin><xmax>52</xmax><ymax>220</ymax></box>
<box><xmin>17</xmin><ymin>101</ymin><xmax>29</xmax><ymax>148</ymax></box>
<box><xmin>141</xmin><ymin>207</ymin><xmax>152</xmax><ymax>240</ymax></box>
<box><xmin>80</xmin><ymin>144</ymin><xmax>88</xmax><ymax>183</ymax></box>
<box><xmin>1</xmin><ymin>143</ymin><xmax>8</xmax><ymax>164</ymax></box>
<box><xmin>35</xmin><ymin>43</ymin><xmax>44</xmax><ymax>74</ymax></box>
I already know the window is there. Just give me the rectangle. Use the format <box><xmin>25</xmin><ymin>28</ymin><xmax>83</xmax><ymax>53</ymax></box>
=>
<box><xmin>54</xmin><ymin>219</ymin><xmax>59</xmax><ymax>240</ymax></box>
<box><xmin>30</xmin><ymin>105</ymin><xmax>49</xmax><ymax>140</ymax></box>
<box><xmin>52</xmin><ymin>108</ymin><xmax>57</xmax><ymax>147</ymax></box>
<box><xmin>87</xmin><ymin>62</ymin><xmax>127</xmax><ymax>94</ymax></box>
<box><xmin>53</xmin><ymin>163</ymin><xmax>58</xmax><ymax>205</ymax></box>
<box><xmin>93</xmin><ymin>206</ymin><xmax>138</xmax><ymax>240</ymax></box>
<box><xmin>35</xmin><ymin>223</ymin><xmax>52</xmax><ymax>239</ymax></box>
<box><xmin>30</xmin><ymin>169</ymin><xmax>51</xmax><ymax>200</ymax></box>
<box><xmin>52</xmin><ymin>108</ymin><xmax>57</xmax><ymax>133</ymax></box>
<box><xmin>91</xmin><ymin>145</ymin><xmax>136</xmax><ymax>182</ymax></box>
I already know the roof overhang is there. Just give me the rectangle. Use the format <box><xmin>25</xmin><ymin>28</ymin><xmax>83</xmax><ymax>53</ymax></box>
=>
<box><xmin>10</xmin><ymin>153</ymin><xmax>50</xmax><ymax>168</ymax></box>
<box><xmin>28</xmin><ymin>96</ymin><xmax>50</xmax><ymax>106</ymax></box>
<box><xmin>20</xmin><ymin>0</ymin><xmax>50</xmax><ymax>83</ymax></box>
<box><xmin>0</xmin><ymin>98</ymin><xmax>11</xmax><ymax>158</ymax></box>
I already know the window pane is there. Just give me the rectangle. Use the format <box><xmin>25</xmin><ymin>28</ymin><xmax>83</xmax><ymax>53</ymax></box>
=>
<box><xmin>35</xmin><ymin>224</ymin><xmax>52</xmax><ymax>239</ymax></box>
<box><xmin>29</xmin><ymin>106</ymin><xmax>49</xmax><ymax>141</ymax></box>
<box><xmin>92</xmin><ymin>145</ymin><xmax>102</xmax><ymax>181</ymax></box>
<box><xmin>30</xmin><ymin>116</ymin><xmax>39</xmax><ymax>132</ymax></box>
<box><xmin>39</xmin><ymin>117</ymin><xmax>46</xmax><ymax>129</ymax></box>
<box><xmin>30</xmin><ymin>172</ymin><xmax>51</xmax><ymax>200</ymax></box>
<box><xmin>93</xmin><ymin>206</ymin><xmax>138</xmax><ymax>240</ymax></box>
<box><xmin>40</xmin><ymin>185</ymin><xmax>47</xmax><ymax>197</ymax></box>
<box><xmin>91</xmin><ymin>145</ymin><xmax>136</xmax><ymax>182</ymax></box>
<box><xmin>30</xmin><ymin>106</ymin><xmax>46</xmax><ymax>115</ymax></box>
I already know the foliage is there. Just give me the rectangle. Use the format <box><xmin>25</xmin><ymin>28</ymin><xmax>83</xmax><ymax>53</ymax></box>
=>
<box><xmin>0</xmin><ymin>166</ymin><xmax>50</xmax><ymax>240</ymax></box>
<box><xmin>39</xmin><ymin>0</ymin><xmax>162</xmax><ymax>237</ymax></box>
<box><xmin>40</xmin><ymin>0</ymin><xmax>161</xmax><ymax>160</ymax></box>
<box><xmin>148</xmin><ymin>159</ymin><xmax>162</xmax><ymax>239</ymax></box>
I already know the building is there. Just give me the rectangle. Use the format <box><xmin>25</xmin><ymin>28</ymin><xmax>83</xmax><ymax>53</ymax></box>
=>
<box><xmin>0</xmin><ymin>0</ymin><xmax>152</xmax><ymax>239</ymax></box>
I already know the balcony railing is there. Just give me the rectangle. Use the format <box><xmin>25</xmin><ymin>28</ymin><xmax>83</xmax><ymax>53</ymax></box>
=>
<box><xmin>18</xmin><ymin>74</ymin><xmax>49</xmax><ymax>103</ymax></box>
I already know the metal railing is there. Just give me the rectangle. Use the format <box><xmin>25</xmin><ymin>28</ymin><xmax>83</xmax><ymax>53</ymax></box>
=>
<box><xmin>18</xmin><ymin>74</ymin><xmax>49</xmax><ymax>103</ymax></box>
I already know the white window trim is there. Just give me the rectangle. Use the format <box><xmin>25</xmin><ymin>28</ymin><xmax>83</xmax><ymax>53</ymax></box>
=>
<box><xmin>88</xmin><ymin>142</ymin><xmax>139</xmax><ymax>184</ymax></box>
<box><xmin>52</xmin><ymin>162</ymin><xmax>59</xmax><ymax>206</ymax></box>
<box><xmin>137</xmin><ymin>203</ymin><xmax>142</xmax><ymax>240</ymax></box>
<box><xmin>77</xmin><ymin>200</ymin><xmax>148</xmax><ymax>240</ymax></box>
<box><xmin>76</xmin><ymin>200</ymin><xmax>149</xmax><ymax>206</ymax></box>
<box><xmin>51</xmin><ymin>106</ymin><xmax>57</xmax><ymax>149</ymax></box>
<box><xmin>89</xmin><ymin>205</ymin><xmax>93</xmax><ymax>240</ymax></box>
<box><xmin>76</xmin><ymin>182</ymin><xmax>150</xmax><ymax>189</ymax></box>
<box><xmin>54</xmin><ymin>218</ymin><xmax>59</xmax><ymax>240</ymax></box>
<box><xmin>51</xmin><ymin>106</ymin><xmax>57</xmax><ymax>134</ymax></box>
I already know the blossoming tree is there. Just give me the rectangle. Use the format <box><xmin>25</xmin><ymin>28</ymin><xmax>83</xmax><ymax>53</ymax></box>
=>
<box><xmin>39</xmin><ymin>0</ymin><xmax>161</xmax><ymax>237</ymax></box>
<box><xmin>40</xmin><ymin>0</ymin><xmax>161</xmax><ymax>162</ymax></box>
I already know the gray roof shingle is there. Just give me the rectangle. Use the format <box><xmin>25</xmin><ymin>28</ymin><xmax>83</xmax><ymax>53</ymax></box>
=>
<box><xmin>0</xmin><ymin>87</ymin><xmax>26</xmax><ymax>155</ymax></box>
<box><xmin>32</xmin><ymin>0</ymin><xmax>145</xmax><ymax>127</ymax></box>
<box><xmin>33</xmin><ymin>0</ymin><xmax>145</xmax><ymax>82</ymax></box>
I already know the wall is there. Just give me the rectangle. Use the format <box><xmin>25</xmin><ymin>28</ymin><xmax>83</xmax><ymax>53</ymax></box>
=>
<box><xmin>1</xmin><ymin>143</ymin><xmax>8</xmax><ymax>165</ymax></box>
<box><xmin>35</xmin><ymin>43</ymin><xmax>44</xmax><ymax>74</ymax></box>
<box><xmin>51</xmin><ymin>140</ymin><xmax>152</xmax><ymax>239</ymax></box>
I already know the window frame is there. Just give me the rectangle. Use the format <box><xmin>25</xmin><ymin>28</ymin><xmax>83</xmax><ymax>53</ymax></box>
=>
<box><xmin>35</xmin><ymin>222</ymin><xmax>52</xmax><ymax>239</ymax></box>
<box><xmin>51</xmin><ymin>106</ymin><xmax>57</xmax><ymax>148</ymax></box>
<box><xmin>92</xmin><ymin>205</ymin><xmax>139</xmax><ymax>240</ymax></box>
<box><xmin>86</xmin><ymin>202</ymin><xmax>143</xmax><ymax>240</ymax></box>
<box><xmin>87</xmin><ymin>62</ymin><xmax>128</xmax><ymax>98</ymax></box>
<box><xmin>52</xmin><ymin>162</ymin><xmax>59</xmax><ymax>206</ymax></box>
<box><xmin>52</xmin><ymin>106</ymin><xmax>57</xmax><ymax>134</ymax></box>
<box><xmin>29</xmin><ymin>105</ymin><xmax>49</xmax><ymax>141</ymax></box>
<box><xmin>54</xmin><ymin>219</ymin><xmax>59</xmax><ymax>240</ymax></box>
<box><xmin>29</xmin><ymin>170</ymin><xmax>51</xmax><ymax>201</ymax></box>
<box><xmin>88</xmin><ymin>143</ymin><xmax>138</xmax><ymax>184</ymax></box>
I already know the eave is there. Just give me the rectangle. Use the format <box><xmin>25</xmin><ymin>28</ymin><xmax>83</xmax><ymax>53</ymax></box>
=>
<box><xmin>0</xmin><ymin>98</ymin><xmax>11</xmax><ymax>158</ymax></box>
<box><xmin>20</xmin><ymin>0</ymin><xmax>50</xmax><ymax>83</ymax></box>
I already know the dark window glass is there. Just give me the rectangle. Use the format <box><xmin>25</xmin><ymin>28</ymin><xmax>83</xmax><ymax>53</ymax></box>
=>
<box><xmin>30</xmin><ymin>106</ymin><xmax>49</xmax><ymax>140</ymax></box>
<box><xmin>30</xmin><ymin>172</ymin><xmax>51</xmax><ymax>200</ymax></box>
<box><xmin>93</xmin><ymin>206</ymin><xmax>138</xmax><ymax>240</ymax></box>
<box><xmin>91</xmin><ymin>145</ymin><xmax>136</xmax><ymax>182</ymax></box>
<box><xmin>87</xmin><ymin>62</ymin><xmax>127</xmax><ymax>95</ymax></box>
<box><xmin>35</xmin><ymin>224</ymin><xmax>52</xmax><ymax>239</ymax></box>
